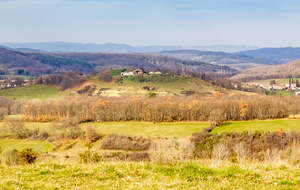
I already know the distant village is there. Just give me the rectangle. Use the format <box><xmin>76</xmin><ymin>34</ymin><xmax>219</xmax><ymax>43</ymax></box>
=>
<box><xmin>0</xmin><ymin>77</ymin><xmax>36</xmax><ymax>89</ymax></box>
<box><xmin>242</xmin><ymin>80</ymin><xmax>300</xmax><ymax>95</ymax></box>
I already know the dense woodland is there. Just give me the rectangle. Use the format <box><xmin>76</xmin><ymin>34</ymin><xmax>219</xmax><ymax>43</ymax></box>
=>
<box><xmin>0</xmin><ymin>94</ymin><xmax>297</xmax><ymax>125</ymax></box>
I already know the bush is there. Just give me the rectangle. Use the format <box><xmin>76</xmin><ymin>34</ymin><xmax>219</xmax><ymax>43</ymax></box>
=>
<box><xmin>101</xmin><ymin>134</ymin><xmax>152</xmax><ymax>151</ymax></box>
<box><xmin>19</xmin><ymin>148</ymin><xmax>38</xmax><ymax>164</ymax></box>
<box><xmin>84</xmin><ymin>125</ymin><xmax>103</xmax><ymax>148</ymax></box>
<box><xmin>78</xmin><ymin>151</ymin><xmax>102</xmax><ymax>164</ymax></box>
<box><xmin>150</xmin><ymin>138</ymin><xmax>194</xmax><ymax>164</ymax></box>
<box><xmin>3</xmin><ymin>118</ymin><xmax>30</xmax><ymax>139</ymax></box>
<box><xmin>5</xmin><ymin>149</ymin><xmax>19</xmax><ymax>166</ymax></box>
<box><xmin>191</xmin><ymin>130</ymin><xmax>300</xmax><ymax>161</ymax></box>
<box><xmin>100</xmin><ymin>151</ymin><xmax>150</xmax><ymax>161</ymax></box>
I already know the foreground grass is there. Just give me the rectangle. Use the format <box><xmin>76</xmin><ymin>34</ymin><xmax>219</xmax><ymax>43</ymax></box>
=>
<box><xmin>0</xmin><ymin>161</ymin><xmax>299</xmax><ymax>189</ymax></box>
<box><xmin>0</xmin><ymin>84</ymin><xmax>60</xmax><ymax>100</ymax></box>
<box><xmin>212</xmin><ymin>119</ymin><xmax>300</xmax><ymax>134</ymax></box>
<box><xmin>81</xmin><ymin>122</ymin><xmax>209</xmax><ymax>138</ymax></box>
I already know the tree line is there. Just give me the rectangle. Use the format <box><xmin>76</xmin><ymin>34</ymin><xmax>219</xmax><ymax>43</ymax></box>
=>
<box><xmin>18</xmin><ymin>94</ymin><xmax>300</xmax><ymax>125</ymax></box>
<box><xmin>37</xmin><ymin>71</ymin><xmax>86</xmax><ymax>90</ymax></box>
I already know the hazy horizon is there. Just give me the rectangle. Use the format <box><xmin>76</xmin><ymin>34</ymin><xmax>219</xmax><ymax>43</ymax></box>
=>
<box><xmin>1</xmin><ymin>0</ymin><xmax>300</xmax><ymax>47</ymax></box>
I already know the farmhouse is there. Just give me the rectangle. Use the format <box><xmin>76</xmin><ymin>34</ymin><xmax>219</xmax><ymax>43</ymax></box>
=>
<box><xmin>121</xmin><ymin>69</ymin><xmax>144</xmax><ymax>76</ymax></box>
<box><xmin>133</xmin><ymin>69</ymin><xmax>144</xmax><ymax>75</ymax></box>
<box><xmin>121</xmin><ymin>71</ymin><xmax>134</xmax><ymax>76</ymax></box>
<box><xmin>149</xmin><ymin>71</ymin><xmax>162</xmax><ymax>75</ymax></box>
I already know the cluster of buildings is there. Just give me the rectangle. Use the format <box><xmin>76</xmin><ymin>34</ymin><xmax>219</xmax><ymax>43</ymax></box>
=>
<box><xmin>121</xmin><ymin>69</ymin><xmax>161</xmax><ymax>76</ymax></box>
<box><xmin>0</xmin><ymin>79</ymin><xmax>35</xmax><ymax>89</ymax></box>
<box><xmin>244</xmin><ymin>82</ymin><xmax>300</xmax><ymax>94</ymax></box>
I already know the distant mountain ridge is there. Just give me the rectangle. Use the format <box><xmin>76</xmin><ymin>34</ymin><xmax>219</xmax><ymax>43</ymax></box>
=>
<box><xmin>0</xmin><ymin>42</ymin><xmax>259</xmax><ymax>53</ymax></box>
<box><xmin>156</xmin><ymin>50</ymin><xmax>282</xmax><ymax>70</ymax></box>
<box><xmin>237</xmin><ymin>47</ymin><xmax>300</xmax><ymax>63</ymax></box>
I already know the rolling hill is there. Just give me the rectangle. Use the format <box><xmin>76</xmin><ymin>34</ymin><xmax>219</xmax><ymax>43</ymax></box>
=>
<box><xmin>0</xmin><ymin>75</ymin><xmax>251</xmax><ymax>100</ymax></box>
<box><xmin>156</xmin><ymin>50</ymin><xmax>282</xmax><ymax>70</ymax></box>
<box><xmin>237</xmin><ymin>47</ymin><xmax>300</xmax><ymax>63</ymax></box>
<box><xmin>231</xmin><ymin>58</ymin><xmax>300</xmax><ymax>81</ymax></box>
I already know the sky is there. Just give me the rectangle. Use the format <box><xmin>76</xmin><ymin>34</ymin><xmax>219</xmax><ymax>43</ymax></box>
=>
<box><xmin>0</xmin><ymin>0</ymin><xmax>300</xmax><ymax>47</ymax></box>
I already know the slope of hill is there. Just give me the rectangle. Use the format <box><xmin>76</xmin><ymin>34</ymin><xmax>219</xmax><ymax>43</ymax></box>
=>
<box><xmin>0</xmin><ymin>47</ymin><xmax>235</xmax><ymax>76</ymax></box>
<box><xmin>0</xmin><ymin>75</ymin><xmax>252</xmax><ymax>100</ymax></box>
<box><xmin>237</xmin><ymin>47</ymin><xmax>300</xmax><ymax>63</ymax></box>
<box><xmin>156</xmin><ymin>50</ymin><xmax>282</xmax><ymax>70</ymax></box>
<box><xmin>231</xmin><ymin>59</ymin><xmax>300</xmax><ymax>81</ymax></box>
<box><xmin>0</xmin><ymin>42</ymin><xmax>258</xmax><ymax>53</ymax></box>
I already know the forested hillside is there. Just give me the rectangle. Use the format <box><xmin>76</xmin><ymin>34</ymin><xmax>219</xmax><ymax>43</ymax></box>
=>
<box><xmin>0</xmin><ymin>47</ymin><xmax>236</xmax><ymax>76</ymax></box>
<box><xmin>232</xmin><ymin>58</ymin><xmax>300</xmax><ymax>81</ymax></box>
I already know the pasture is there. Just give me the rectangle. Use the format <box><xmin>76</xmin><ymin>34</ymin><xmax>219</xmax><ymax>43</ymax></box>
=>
<box><xmin>212</xmin><ymin>119</ymin><xmax>300</xmax><ymax>134</ymax></box>
<box><xmin>0</xmin><ymin>161</ymin><xmax>299</xmax><ymax>189</ymax></box>
<box><xmin>0</xmin><ymin>84</ymin><xmax>60</xmax><ymax>100</ymax></box>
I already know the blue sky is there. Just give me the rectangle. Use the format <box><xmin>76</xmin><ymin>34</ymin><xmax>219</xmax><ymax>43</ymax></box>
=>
<box><xmin>1</xmin><ymin>0</ymin><xmax>300</xmax><ymax>47</ymax></box>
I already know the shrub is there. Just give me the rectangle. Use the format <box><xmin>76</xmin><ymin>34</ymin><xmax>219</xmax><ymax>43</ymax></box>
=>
<box><xmin>3</xmin><ymin>118</ymin><xmax>29</xmax><ymax>139</ymax></box>
<box><xmin>84</xmin><ymin>125</ymin><xmax>103</xmax><ymax>149</ymax></box>
<box><xmin>149</xmin><ymin>92</ymin><xmax>156</xmax><ymax>98</ymax></box>
<box><xmin>101</xmin><ymin>134</ymin><xmax>152</xmax><ymax>151</ymax></box>
<box><xmin>19</xmin><ymin>148</ymin><xmax>38</xmax><ymax>164</ymax></box>
<box><xmin>150</xmin><ymin>138</ymin><xmax>194</xmax><ymax>164</ymax></box>
<box><xmin>212</xmin><ymin>143</ymin><xmax>230</xmax><ymax>161</ymax></box>
<box><xmin>5</xmin><ymin>149</ymin><xmax>19</xmax><ymax>166</ymax></box>
<box><xmin>191</xmin><ymin>130</ymin><xmax>300</xmax><ymax>161</ymax></box>
<box><xmin>127</xmin><ymin>152</ymin><xmax>150</xmax><ymax>161</ymax></box>
<box><xmin>37</xmin><ymin>129</ymin><xmax>50</xmax><ymax>140</ymax></box>
<box><xmin>100</xmin><ymin>152</ymin><xmax>150</xmax><ymax>161</ymax></box>
<box><xmin>78</xmin><ymin>151</ymin><xmax>101</xmax><ymax>164</ymax></box>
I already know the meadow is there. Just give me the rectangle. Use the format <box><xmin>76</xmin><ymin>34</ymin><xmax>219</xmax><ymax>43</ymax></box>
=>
<box><xmin>0</xmin><ymin>84</ymin><xmax>60</xmax><ymax>100</ymax></box>
<box><xmin>212</xmin><ymin>119</ymin><xmax>300</xmax><ymax>134</ymax></box>
<box><xmin>2</xmin><ymin>119</ymin><xmax>300</xmax><ymax>154</ymax></box>
<box><xmin>0</xmin><ymin>161</ymin><xmax>299</xmax><ymax>189</ymax></box>
<box><xmin>1</xmin><ymin>119</ymin><xmax>300</xmax><ymax>189</ymax></box>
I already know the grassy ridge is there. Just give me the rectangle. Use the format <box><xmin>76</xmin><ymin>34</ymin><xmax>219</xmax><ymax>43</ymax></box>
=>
<box><xmin>212</xmin><ymin>119</ymin><xmax>300</xmax><ymax>134</ymax></box>
<box><xmin>0</xmin><ymin>162</ymin><xmax>299</xmax><ymax>189</ymax></box>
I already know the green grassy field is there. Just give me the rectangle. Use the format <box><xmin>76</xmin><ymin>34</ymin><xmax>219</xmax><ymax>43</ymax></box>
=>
<box><xmin>110</xmin><ymin>69</ymin><xmax>124</xmax><ymax>76</ymax></box>
<box><xmin>0</xmin><ymin>84</ymin><xmax>60</xmax><ymax>100</ymax></box>
<box><xmin>0</xmin><ymin>161</ymin><xmax>299</xmax><ymax>189</ymax></box>
<box><xmin>81</xmin><ymin>122</ymin><xmax>209</xmax><ymax>138</ymax></box>
<box><xmin>212</xmin><ymin>119</ymin><xmax>300</xmax><ymax>134</ymax></box>
<box><xmin>275</xmin><ymin>90</ymin><xmax>291</xmax><ymax>97</ymax></box>
<box><xmin>0</xmin><ymin>139</ymin><xmax>52</xmax><ymax>154</ymax></box>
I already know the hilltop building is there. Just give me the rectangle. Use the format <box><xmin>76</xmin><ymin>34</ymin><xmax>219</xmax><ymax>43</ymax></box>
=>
<box><xmin>121</xmin><ymin>69</ymin><xmax>144</xmax><ymax>76</ymax></box>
